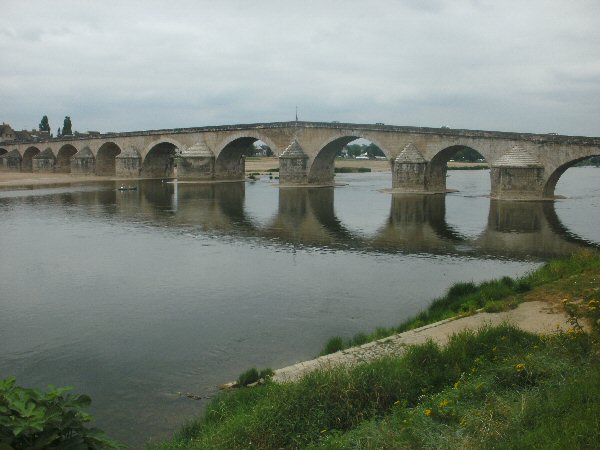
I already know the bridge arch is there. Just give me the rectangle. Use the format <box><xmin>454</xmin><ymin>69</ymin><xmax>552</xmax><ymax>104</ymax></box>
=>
<box><xmin>142</xmin><ymin>138</ymin><xmax>184</xmax><ymax>178</ymax></box>
<box><xmin>0</xmin><ymin>147</ymin><xmax>7</xmax><ymax>156</ymax></box>
<box><xmin>96</xmin><ymin>142</ymin><xmax>122</xmax><ymax>176</ymax></box>
<box><xmin>426</xmin><ymin>145</ymin><xmax>488</xmax><ymax>193</ymax></box>
<box><xmin>214</xmin><ymin>137</ymin><xmax>254</xmax><ymax>180</ymax></box>
<box><xmin>309</xmin><ymin>134</ymin><xmax>389</xmax><ymax>184</ymax></box>
<box><xmin>56</xmin><ymin>144</ymin><xmax>78</xmax><ymax>173</ymax></box>
<box><xmin>214</xmin><ymin>133</ymin><xmax>279</xmax><ymax>181</ymax></box>
<box><xmin>22</xmin><ymin>146</ymin><xmax>41</xmax><ymax>172</ymax></box>
<box><xmin>543</xmin><ymin>154</ymin><xmax>600</xmax><ymax>197</ymax></box>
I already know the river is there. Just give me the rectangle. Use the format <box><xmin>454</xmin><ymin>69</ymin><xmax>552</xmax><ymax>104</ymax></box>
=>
<box><xmin>0</xmin><ymin>167</ymin><xmax>598</xmax><ymax>448</ymax></box>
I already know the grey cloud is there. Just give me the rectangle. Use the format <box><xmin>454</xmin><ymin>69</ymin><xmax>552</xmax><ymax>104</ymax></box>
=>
<box><xmin>0</xmin><ymin>0</ymin><xmax>599</xmax><ymax>136</ymax></box>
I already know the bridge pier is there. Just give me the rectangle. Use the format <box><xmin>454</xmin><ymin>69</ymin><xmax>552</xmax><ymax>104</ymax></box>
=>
<box><xmin>0</xmin><ymin>149</ymin><xmax>22</xmax><ymax>172</ymax></box>
<box><xmin>177</xmin><ymin>143</ymin><xmax>215</xmax><ymax>180</ymax></box>
<box><xmin>490</xmin><ymin>145</ymin><xmax>545</xmax><ymax>200</ymax></box>
<box><xmin>33</xmin><ymin>148</ymin><xmax>55</xmax><ymax>173</ymax></box>
<box><xmin>115</xmin><ymin>147</ymin><xmax>142</xmax><ymax>177</ymax></box>
<box><xmin>279</xmin><ymin>140</ymin><xmax>309</xmax><ymax>185</ymax></box>
<box><xmin>71</xmin><ymin>147</ymin><xmax>95</xmax><ymax>175</ymax></box>
<box><xmin>391</xmin><ymin>143</ymin><xmax>428</xmax><ymax>192</ymax></box>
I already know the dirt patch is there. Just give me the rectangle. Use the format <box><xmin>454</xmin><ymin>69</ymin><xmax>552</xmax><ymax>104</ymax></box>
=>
<box><xmin>0</xmin><ymin>172</ymin><xmax>138</xmax><ymax>188</ymax></box>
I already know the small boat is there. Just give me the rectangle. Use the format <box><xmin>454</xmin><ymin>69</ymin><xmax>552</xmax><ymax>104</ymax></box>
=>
<box><xmin>118</xmin><ymin>185</ymin><xmax>138</xmax><ymax>191</ymax></box>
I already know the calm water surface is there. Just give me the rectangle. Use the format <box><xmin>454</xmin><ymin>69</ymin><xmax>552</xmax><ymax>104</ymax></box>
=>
<box><xmin>1</xmin><ymin>168</ymin><xmax>599</xmax><ymax>448</ymax></box>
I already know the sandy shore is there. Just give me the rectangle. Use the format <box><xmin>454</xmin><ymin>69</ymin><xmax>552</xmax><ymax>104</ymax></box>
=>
<box><xmin>245</xmin><ymin>157</ymin><xmax>392</xmax><ymax>173</ymax></box>
<box><xmin>0</xmin><ymin>172</ymin><xmax>139</xmax><ymax>188</ymax></box>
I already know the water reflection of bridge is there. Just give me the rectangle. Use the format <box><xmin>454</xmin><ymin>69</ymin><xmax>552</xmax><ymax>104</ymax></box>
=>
<box><xmin>37</xmin><ymin>181</ymin><xmax>596</xmax><ymax>259</ymax></box>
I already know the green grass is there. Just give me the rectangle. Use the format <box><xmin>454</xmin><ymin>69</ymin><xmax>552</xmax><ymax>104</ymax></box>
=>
<box><xmin>150</xmin><ymin>324</ymin><xmax>600</xmax><ymax>449</ymax></box>
<box><xmin>334</xmin><ymin>167</ymin><xmax>371</xmax><ymax>173</ymax></box>
<box><xmin>447</xmin><ymin>165</ymin><xmax>489</xmax><ymax>170</ymax></box>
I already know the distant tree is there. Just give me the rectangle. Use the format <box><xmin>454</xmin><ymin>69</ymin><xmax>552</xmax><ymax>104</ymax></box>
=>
<box><xmin>39</xmin><ymin>115</ymin><xmax>50</xmax><ymax>132</ymax></box>
<box><xmin>341</xmin><ymin>143</ymin><xmax>385</xmax><ymax>158</ymax></box>
<box><xmin>452</xmin><ymin>146</ymin><xmax>484</xmax><ymax>162</ymax></box>
<box><xmin>57</xmin><ymin>127</ymin><xmax>61</xmax><ymax>137</ymax></box>
<box><xmin>342</xmin><ymin>144</ymin><xmax>363</xmax><ymax>158</ymax></box>
<box><xmin>365</xmin><ymin>143</ymin><xmax>385</xmax><ymax>158</ymax></box>
<box><xmin>62</xmin><ymin>116</ymin><xmax>73</xmax><ymax>135</ymax></box>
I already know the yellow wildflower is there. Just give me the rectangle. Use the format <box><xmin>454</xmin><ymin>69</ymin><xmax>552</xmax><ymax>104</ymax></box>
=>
<box><xmin>453</xmin><ymin>381</ymin><xmax>460</xmax><ymax>390</ymax></box>
<box><xmin>439</xmin><ymin>399</ymin><xmax>449</xmax><ymax>408</ymax></box>
<box><xmin>424</xmin><ymin>408</ymin><xmax>432</xmax><ymax>416</ymax></box>
<box><xmin>515</xmin><ymin>363</ymin><xmax>526</xmax><ymax>372</ymax></box>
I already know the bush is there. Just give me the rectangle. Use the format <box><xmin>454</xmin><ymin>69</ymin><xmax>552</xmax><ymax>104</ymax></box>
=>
<box><xmin>258</xmin><ymin>368</ymin><xmax>274</xmax><ymax>380</ymax></box>
<box><xmin>235</xmin><ymin>368</ymin><xmax>274</xmax><ymax>387</ymax></box>
<box><xmin>334</xmin><ymin>167</ymin><xmax>372</xmax><ymax>173</ymax></box>
<box><xmin>237</xmin><ymin>368</ymin><xmax>259</xmax><ymax>387</ymax></box>
<box><xmin>0</xmin><ymin>377</ymin><xmax>121</xmax><ymax>449</ymax></box>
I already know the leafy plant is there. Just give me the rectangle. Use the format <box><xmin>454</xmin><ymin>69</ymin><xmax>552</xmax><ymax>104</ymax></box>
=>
<box><xmin>0</xmin><ymin>377</ymin><xmax>122</xmax><ymax>449</ymax></box>
<box><xmin>237</xmin><ymin>368</ymin><xmax>259</xmax><ymax>387</ymax></box>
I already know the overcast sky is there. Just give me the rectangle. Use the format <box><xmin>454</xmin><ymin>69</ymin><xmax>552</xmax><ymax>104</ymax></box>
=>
<box><xmin>1</xmin><ymin>0</ymin><xmax>599</xmax><ymax>136</ymax></box>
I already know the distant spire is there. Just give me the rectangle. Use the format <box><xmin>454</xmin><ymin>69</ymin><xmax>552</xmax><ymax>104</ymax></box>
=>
<box><xmin>295</xmin><ymin>105</ymin><xmax>298</xmax><ymax>122</ymax></box>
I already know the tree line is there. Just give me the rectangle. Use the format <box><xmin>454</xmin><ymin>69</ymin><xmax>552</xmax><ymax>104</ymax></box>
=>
<box><xmin>38</xmin><ymin>115</ymin><xmax>73</xmax><ymax>137</ymax></box>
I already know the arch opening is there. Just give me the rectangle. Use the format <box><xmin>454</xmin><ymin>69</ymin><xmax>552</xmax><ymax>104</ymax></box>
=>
<box><xmin>215</xmin><ymin>137</ymin><xmax>257</xmax><ymax>180</ymax></box>
<box><xmin>310</xmin><ymin>136</ymin><xmax>388</xmax><ymax>184</ymax></box>
<box><xmin>242</xmin><ymin>139</ymin><xmax>276</xmax><ymax>179</ymax></box>
<box><xmin>22</xmin><ymin>146</ymin><xmax>41</xmax><ymax>172</ymax></box>
<box><xmin>248</xmin><ymin>140</ymin><xmax>274</xmax><ymax>157</ymax></box>
<box><xmin>0</xmin><ymin>148</ymin><xmax>7</xmax><ymax>156</ymax></box>
<box><xmin>427</xmin><ymin>145</ymin><xmax>488</xmax><ymax>193</ymax></box>
<box><xmin>545</xmin><ymin>155</ymin><xmax>600</xmax><ymax>198</ymax></box>
<box><xmin>143</xmin><ymin>142</ymin><xmax>179</xmax><ymax>178</ymax></box>
<box><xmin>96</xmin><ymin>142</ymin><xmax>122</xmax><ymax>176</ymax></box>
<box><xmin>56</xmin><ymin>144</ymin><xmax>78</xmax><ymax>173</ymax></box>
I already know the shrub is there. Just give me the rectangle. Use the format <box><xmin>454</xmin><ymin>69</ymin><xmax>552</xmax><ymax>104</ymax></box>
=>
<box><xmin>237</xmin><ymin>368</ymin><xmax>259</xmax><ymax>387</ymax></box>
<box><xmin>258</xmin><ymin>368</ymin><xmax>274</xmax><ymax>381</ymax></box>
<box><xmin>0</xmin><ymin>377</ymin><xmax>121</xmax><ymax>449</ymax></box>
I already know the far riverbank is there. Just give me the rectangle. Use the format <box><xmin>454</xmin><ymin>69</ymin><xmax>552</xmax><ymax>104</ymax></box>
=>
<box><xmin>0</xmin><ymin>159</ymin><xmax>487</xmax><ymax>189</ymax></box>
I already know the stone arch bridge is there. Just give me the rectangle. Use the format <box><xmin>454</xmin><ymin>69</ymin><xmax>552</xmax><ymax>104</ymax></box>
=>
<box><xmin>1</xmin><ymin>121</ymin><xmax>599</xmax><ymax>200</ymax></box>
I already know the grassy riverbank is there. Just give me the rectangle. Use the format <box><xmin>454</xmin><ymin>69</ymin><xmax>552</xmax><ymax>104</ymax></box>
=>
<box><xmin>150</xmin><ymin>251</ymin><xmax>600</xmax><ymax>449</ymax></box>
<box><xmin>321</xmin><ymin>251</ymin><xmax>599</xmax><ymax>355</ymax></box>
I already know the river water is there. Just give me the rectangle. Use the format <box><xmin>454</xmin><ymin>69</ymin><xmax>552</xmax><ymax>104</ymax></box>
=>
<box><xmin>1</xmin><ymin>168</ymin><xmax>599</xmax><ymax>447</ymax></box>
